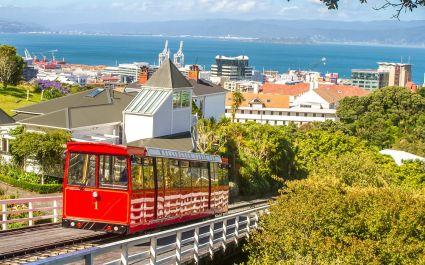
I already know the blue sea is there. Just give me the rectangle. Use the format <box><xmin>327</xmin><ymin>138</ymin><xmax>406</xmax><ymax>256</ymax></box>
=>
<box><xmin>1</xmin><ymin>33</ymin><xmax>424</xmax><ymax>84</ymax></box>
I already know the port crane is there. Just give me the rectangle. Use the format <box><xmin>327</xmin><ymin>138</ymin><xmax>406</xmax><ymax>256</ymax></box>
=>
<box><xmin>173</xmin><ymin>41</ymin><xmax>185</xmax><ymax>68</ymax></box>
<box><xmin>158</xmin><ymin>40</ymin><xmax>170</xmax><ymax>66</ymax></box>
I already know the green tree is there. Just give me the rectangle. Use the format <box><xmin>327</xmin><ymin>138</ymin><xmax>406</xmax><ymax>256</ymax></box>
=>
<box><xmin>9</xmin><ymin>128</ymin><xmax>71</xmax><ymax>183</ymax></box>
<box><xmin>337</xmin><ymin>86</ymin><xmax>425</xmax><ymax>153</ymax></box>
<box><xmin>230</xmin><ymin>91</ymin><xmax>244</xmax><ymax>122</ymax></box>
<box><xmin>0</xmin><ymin>45</ymin><xmax>24</xmax><ymax>88</ymax></box>
<box><xmin>246</xmin><ymin>179</ymin><xmax>425</xmax><ymax>264</ymax></box>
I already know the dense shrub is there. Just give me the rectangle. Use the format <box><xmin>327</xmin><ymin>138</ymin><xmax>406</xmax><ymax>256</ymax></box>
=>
<box><xmin>245</xmin><ymin>179</ymin><xmax>425</xmax><ymax>265</ymax></box>
<box><xmin>0</xmin><ymin>174</ymin><xmax>62</xmax><ymax>194</ymax></box>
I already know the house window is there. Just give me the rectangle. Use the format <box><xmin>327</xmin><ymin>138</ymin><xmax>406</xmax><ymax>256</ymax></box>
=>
<box><xmin>321</xmin><ymin>114</ymin><xmax>325</xmax><ymax>117</ymax></box>
<box><xmin>274</xmin><ymin>120</ymin><xmax>277</xmax><ymax>125</ymax></box>
<box><xmin>173</xmin><ymin>91</ymin><xmax>190</xmax><ymax>109</ymax></box>
<box><xmin>241</xmin><ymin>110</ymin><xmax>244</xmax><ymax>114</ymax></box>
<box><xmin>279</xmin><ymin>112</ymin><xmax>282</xmax><ymax>115</ymax></box>
<box><xmin>313</xmin><ymin>113</ymin><xmax>316</xmax><ymax>117</ymax></box>
<box><xmin>296</xmin><ymin>112</ymin><xmax>299</xmax><ymax>116</ymax></box>
<box><xmin>271</xmin><ymin>111</ymin><xmax>274</xmax><ymax>115</ymax></box>
<box><xmin>250</xmin><ymin>110</ymin><xmax>253</xmax><ymax>114</ymax></box>
<box><xmin>262</xmin><ymin>111</ymin><xmax>266</xmax><ymax>115</ymax></box>
<box><xmin>304</xmin><ymin>113</ymin><xmax>307</xmax><ymax>117</ymax></box>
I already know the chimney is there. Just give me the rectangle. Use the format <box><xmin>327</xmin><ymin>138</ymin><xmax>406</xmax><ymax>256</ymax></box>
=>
<box><xmin>138</xmin><ymin>66</ymin><xmax>150</xmax><ymax>84</ymax></box>
<box><xmin>188</xmin><ymin>64</ymin><xmax>200</xmax><ymax>82</ymax></box>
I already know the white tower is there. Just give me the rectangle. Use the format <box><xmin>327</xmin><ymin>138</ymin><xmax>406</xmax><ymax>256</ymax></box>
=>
<box><xmin>158</xmin><ymin>40</ymin><xmax>170</xmax><ymax>67</ymax></box>
<box><xmin>173</xmin><ymin>41</ymin><xmax>185</xmax><ymax>68</ymax></box>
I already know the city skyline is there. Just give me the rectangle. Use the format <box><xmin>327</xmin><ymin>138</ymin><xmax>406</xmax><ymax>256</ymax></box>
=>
<box><xmin>0</xmin><ymin>0</ymin><xmax>424</xmax><ymax>27</ymax></box>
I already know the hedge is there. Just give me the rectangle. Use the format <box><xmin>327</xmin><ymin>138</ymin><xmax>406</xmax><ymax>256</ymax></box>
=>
<box><xmin>0</xmin><ymin>174</ymin><xmax>62</xmax><ymax>194</ymax></box>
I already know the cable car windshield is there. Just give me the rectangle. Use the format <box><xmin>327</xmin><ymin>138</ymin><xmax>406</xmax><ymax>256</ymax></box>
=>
<box><xmin>67</xmin><ymin>153</ymin><xmax>96</xmax><ymax>187</ymax></box>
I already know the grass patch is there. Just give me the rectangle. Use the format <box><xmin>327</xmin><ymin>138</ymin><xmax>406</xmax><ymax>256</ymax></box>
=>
<box><xmin>0</xmin><ymin>84</ymin><xmax>42</xmax><ymax>115</ymax></box>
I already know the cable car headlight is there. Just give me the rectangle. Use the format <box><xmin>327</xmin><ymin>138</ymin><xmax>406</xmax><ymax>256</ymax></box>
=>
<box><xmin>70</xmin><ymin>221</ymin><xmax>75</xmax><ymax>227</ymax></box>
<box><xmin>92</xmin><ymin>191</ymin><xmax>98</xmax><ymax>198</ymax></box>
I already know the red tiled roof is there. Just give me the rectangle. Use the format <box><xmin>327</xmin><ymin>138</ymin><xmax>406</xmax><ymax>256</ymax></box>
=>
<box><xmin>260</xmin><ymin>83</ymin><xmax>310</xmax><ymax>96</ymax></box>
<box><xmin>405</xmin><ymin>81</ymin><xmax>417</xmax><ymax>92</ymax></box>
<box><xmin>315</xmin><ymin>84</ymin><xmax>370</xmax><ymax>103</ymax></box>
<box><xmin>225</xmin><ymin>92</ymin><xmax>290</xmax><ymax>109</ymax></box>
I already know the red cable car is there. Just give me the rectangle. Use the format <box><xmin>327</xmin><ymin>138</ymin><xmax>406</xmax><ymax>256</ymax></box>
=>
<box><xmin>62</xmin><ymin>142</ymin><xmax>229</xmax><ymax>234</ymax></box>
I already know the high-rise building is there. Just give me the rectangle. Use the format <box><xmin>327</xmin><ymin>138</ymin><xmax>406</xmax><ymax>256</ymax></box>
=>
<box><xmin>378</xmin><ymin>62</ymin><xmax>412</xmax><ymax>87</ymax></box>
<box><xmin>351</xmin><ymin>69</ymin><xmax>389</xmax><ymax>90</ymax></box>
<box><xmin>211</xmin><ymin>55</ymin><xmax>253</xmax><ymax>81</ymax></box>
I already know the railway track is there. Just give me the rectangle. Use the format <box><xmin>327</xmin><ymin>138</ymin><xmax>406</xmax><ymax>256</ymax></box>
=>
<box><xmin>0</xmin><ymin>198</ymin><xmax>272</xmax><ymax>264</ymax></box>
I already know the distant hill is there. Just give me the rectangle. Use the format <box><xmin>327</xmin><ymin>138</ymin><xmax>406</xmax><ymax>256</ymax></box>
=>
<box><xmin>56</xmin><ymin>19</ymin><xmax>425</xmax><ymax>46</ymax></box>
<box><xmin>0</xmin><ymin>20</ymin><xmax>44</xmax><ymax>33</ymax></box>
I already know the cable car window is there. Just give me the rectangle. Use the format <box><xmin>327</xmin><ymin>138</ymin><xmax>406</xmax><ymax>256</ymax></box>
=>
<box><xmin>169</xmin><ymin>159</ymin><xmax>181</xmax><ymax>188</ymax></box>
<box><xmin>156</xmin><ymin>158</ymin><xmax>164</xmax><ymax>190</ymax></box>
<box><xmin>190</xmin><ymin>162</ymin><xmax>201</xmax><ymax>188</ymax></box>
<box><xmin>143</xmin><ymin>157</ymin><xmax>154</xmax><ymax>189</ymax></box>
<box><xmin>99</xmin><ymin>155</ymin><xmax>128</xmax><ymax>190</ymax></box>
<box><xmin>218</xmin><ymin>164</ymin><xmax>229</xmax><ymax>185</ymax></box>
<box><xmin>211</xmin><ymin>163</ymin><xmax>219</xmax><ymax>187</ymax></box>
<box><xmin>68</xmin><ymin>153</ymin><xmax>96</xmax><ymax>187</ymax></box>
<box><xmin>200</xmin><ymin>162</ymin><xmax>209</xmax><ymax>188</ymax></box>
<box><xmin>180</xmin><ymin>161</ymin><xmax>191</xmax><ymax>189</ymax></box>
<box><xmin>162</xmin><ymin>158</ymin><xmax>171</xmax><ymax>188</ymax></box>
<box><xmin>131</xmin><ymin>156</ymin><xmax>143</xmax><ymax>190</ymax></box>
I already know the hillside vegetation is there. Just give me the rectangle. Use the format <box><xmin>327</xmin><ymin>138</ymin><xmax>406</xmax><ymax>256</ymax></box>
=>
<box><xmin>198</xmin><ymin>86</ymin><xmax>425</xmax><ymax>263</ymax></box>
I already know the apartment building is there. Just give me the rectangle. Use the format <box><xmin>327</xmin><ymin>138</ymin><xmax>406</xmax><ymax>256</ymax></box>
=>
<box><xmin>378</xmin><ymin>62</ymin><xmax>412</xmax><ymax>87</ymax></box>
<box><xmin>211</xmin><ymin>55</ymin><xmax>253</xmax><ymax>81</ymax></box>
<box><xmin>351</xmin><ymin>69</ymin><xmax>389</xmax><ymax>90</ymax></box>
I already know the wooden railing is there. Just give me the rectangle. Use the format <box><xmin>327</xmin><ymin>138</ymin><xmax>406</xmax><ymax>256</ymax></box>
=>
<box><xmin>0</xmin><ymin>196</ymin><xmax>62</xmax><ymax>230</ymax></box>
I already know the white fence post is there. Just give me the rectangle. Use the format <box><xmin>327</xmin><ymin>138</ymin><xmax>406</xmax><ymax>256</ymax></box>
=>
<box><xmin>53</xmin><ymin>199</ymin><xmax>59</xmax><ymax>223</ymax></box>
<box><xmin>175</xmin><ymin>231</ymin><xmax>182</xmax><ymax>264</ymax></box>
<box><xmin>2</xmin><ymin>203</ymin><xmax>7</xmax><ymax>231</ymax></box>
<box><xmin>254</xmin><ymin>212</ymin><xmax>259</xmax><ymax>229</ymax></box>
<box><xmin>193</xmin><ymin>226</ymin><xmax>200</xmax><ymax>264</ymax></box>
<box><xmin>246</xmin><ymin>214</ymin><xmax>251</xmax><ymax>238</ymax></box>
<box><xmin>234</xmin><ymin>216</ymin><xmax>239</xmax><ymax>244</ymax></box>
<box><xmin>28</xmin><ymin>201</ymin><xmax>33</xmax><ymax>226</ymax></box>
<box><xmin>149</xmin><ymin>237</ymin><xmax>157</xmax><ymax>265</ymax></box>
<box><xmin>120</xmin><ymin>244</ymin><xmax>129</xmax><ymax>265</ymax></box>
<box><xmin>84</xmin><ymin>253</ymin><xmax>93</xmax><ymax>265</ymax></box>
<box><xmin>221</xmin><ymin>219</ymin><xmax>227</xmax><ymax>252</ymax></box>
<box><xmin>209</xmin><ymin>223</ymin><xmax>214</xmax><ymax>259</ymax></box>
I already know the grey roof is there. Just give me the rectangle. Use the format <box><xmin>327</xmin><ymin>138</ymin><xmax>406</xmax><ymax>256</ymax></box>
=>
<box><xmin>188</xmin><ymin>79</ymin><xmax>226</xmax><ymax>97</ymax></box>
<box><xmin>126</xmin><ymin>82</ymin><xmax>141</xmax><ymax>89</ymax></box>
<box><xmin>14</xmin><ymin>88</ymin><xmax>115</xmax><ymax>114</ymax></box>
<box><xmin>17</xmin><ymin>89</ymin><xmax>135</xmax><ymax>130</ymax></box>
<box><xmin>125</xmin><ymin>88</ymin><xmax>171</xmax><ymax>115</ymax></box>
<box><xmin>0</xmin><ymin>109</ymin><xmax>15</xmax><ymax>125</ymax></box>
<box><xmin>127</xmin><ymin>132</ymin><xmax>194</xmax><ymax>152</ymax></box>
<box><xmin>144</xmin><ymin>59</ymin><xmax>192</xmax><ymax>89</ymax></box>
<box><xmin>12</xmin><ymin>113</ymin><xmax>37</xmax><ymax>122</ymax></box>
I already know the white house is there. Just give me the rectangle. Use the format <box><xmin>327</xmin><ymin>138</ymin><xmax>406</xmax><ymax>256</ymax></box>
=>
<box><xmin>123</xmin><ymin>59</ymin><xmax>194</xmax><ymax>143</ymax></box>
<box><xmin>187</xmin><ymin>65</ymin><xmax>226</xmax><ymax>121</ymax></box>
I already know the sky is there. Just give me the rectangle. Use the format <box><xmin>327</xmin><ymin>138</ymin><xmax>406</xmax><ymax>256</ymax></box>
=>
<box><xmin>0</xmin><ymin>0</ymin><xmax>424</xmax><ymax>26</ymax></box>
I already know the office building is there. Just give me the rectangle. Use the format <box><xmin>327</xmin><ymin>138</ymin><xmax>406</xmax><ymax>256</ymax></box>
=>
<box><xmin>351</xmin><ymin>69</ymin><xmax>389</xmax><ymax>90</ymax></box>
<box><xmin>211</xmin><ymin>55</ymin><xmax>253</xmax><ymax>81</ymax></box>
<box><xmin>378</xmin><ymin>62</ymin><xmax>412</xmax><ymax>87</ymax></box>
